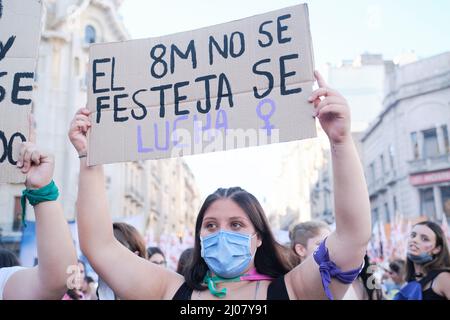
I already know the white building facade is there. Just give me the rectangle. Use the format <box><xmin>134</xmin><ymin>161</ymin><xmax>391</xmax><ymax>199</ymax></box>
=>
<box><xmin>361</xmin><ymin>52</ymin><xmax>450</xmax><ymax>225</ymax></box>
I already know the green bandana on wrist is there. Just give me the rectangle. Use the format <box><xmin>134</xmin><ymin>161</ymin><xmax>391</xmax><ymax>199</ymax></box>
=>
<box><xmin>21</xmin><ymin>180</ymin><xmax>59</xmax><ymax>228</ymax></box>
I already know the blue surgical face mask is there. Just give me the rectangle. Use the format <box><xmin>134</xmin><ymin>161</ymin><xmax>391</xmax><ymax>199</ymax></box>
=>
<box><xmin>407</xmin><ymin>252</ymin><xmax>434</xmax><ymax>265</ymax></box>
<box><xmin>200</xmin><ymin>230</ymin><xmax>257</xmax><ymax>278</ymax></box>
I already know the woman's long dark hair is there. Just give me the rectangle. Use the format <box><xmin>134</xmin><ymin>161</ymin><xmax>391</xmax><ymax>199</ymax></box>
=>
<box><xmin>406</xmin><ymin>221</ymin><xmax>450</xmax><ymax>282</ymax></box>
<box><xmin>177</xmin><ymin>248</ymin><xmax>194</xmax><ymax>276</ymax></box>
<box><xmin>184</xmin><ymin>187</ymin><xmax>298</xmax><ymax>291</ymax></box>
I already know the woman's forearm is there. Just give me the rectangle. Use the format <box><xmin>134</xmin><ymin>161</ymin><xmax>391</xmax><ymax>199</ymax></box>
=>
<box><xmin>33</xmin><ymin>200</ymin><xmax>78</xmax><ymax>297</ymax></box>
<box><xmin>331</xmin><ymin>137</ymin><xmax>371</xmax><ymax>245</ymax></box>
<box><xmin>77</xmin><ymin>158</ymin><xmax>115</xmax><ymax>256</ymax></box>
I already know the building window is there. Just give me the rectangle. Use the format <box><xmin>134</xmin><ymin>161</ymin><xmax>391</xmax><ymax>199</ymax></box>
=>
<box><xmin>74</xmin><ymin>57</ymin><xmax>81</xmax><ymax>77</ymax></box>
<box><xmin>410</xmin><ymin>132</ymin><xmax>419</xmax><ymax>159</ymax></box>
<box><xmin>384</xmin><ymin>202</ymin><xmax>390</xmax><ymax>223</ymax></box>
<box><xmin>442</xmin><ymin>125</ymin><xmax>450</xmax><ymax>154</ymax></box>
<box><xmin>369</xmin><ymin>162</ymin><xmax>376</xmax><ymax>185</ymax></box>
<box><xmin>389</xmin><ymin>145</ymin><xmax>395</xmax><ymax>169</ymax></box>
<box><xmin>422</xmin><ymin>128</ymin><xmax>439</xmax><ymax>158</ymax></box>
<box><xmin>13</xmin><ymin>196</ymin><xmax>22</xmax><ymax>231</ymax></box>
<box><xmin>441</xmin><ymin>186</ymin><xmax>450</xmax><ymax>218</ymax></box>
<box><xmin>324</xmin><ymin>189</ymin><xmax>330</xmax><ymax>212</ymax></box>
<box><xmin>393</xmin><ymin>195</ymin><xmax>398</xmax><ymax>215</ymax></box>
<box><xmin>420</xmin><ymin>188</ymin><xmax>436</xmax><ymax>218</ymax></box>
<box><xmin>380</xmin><ymin>154</ymin><xmax>385</xmax><ymax>176</ymax></box>
<box><xmin>85</xmin><ymin>25</ymin><xmax>96</xmax><ymax>44</ymax></box>
<box><xmin>371</xmin><ymin>207</ymin><xmax>379</xmax><ymax>226</ymax></box>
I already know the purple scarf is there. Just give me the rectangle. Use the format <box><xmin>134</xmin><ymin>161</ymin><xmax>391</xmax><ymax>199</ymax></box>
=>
<box><xmin>313</xmin><ymin>238</ymin><xmax>363</xmax><ymax>300</ymax></box>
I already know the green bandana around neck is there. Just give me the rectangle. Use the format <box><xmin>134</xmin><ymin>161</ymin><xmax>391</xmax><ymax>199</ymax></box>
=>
<box><xmin>203</xmin><ymin>271</ymin><xmax>245</xmax><ymax>298</ymax></box>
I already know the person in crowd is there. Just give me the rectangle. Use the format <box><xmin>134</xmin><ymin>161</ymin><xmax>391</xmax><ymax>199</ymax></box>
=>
<box><xmin>383</xmin><ymin>259</ymin><xmax>406</xmax><ymax>299</ymax></box>
<box><xmin>345</xmin><ymin>254</ymin><xmax>384</xmax><ymax>300</ymax></box>
<box><xmin>62</xmin><ymin>259</ymin><xmax>86</xmax><ymax>300</ymax></box>
<box><xmin>147</xmin><ymin>247</ymin><xmax>167</xmax><ymax>267</ymax></box>
<box><xmin>394</xmin><ymin>221</ymin><xmax>450</xmax><ymax>300</ymax></box>
<box><xmin>0</xmin><ymin>128</ymin><xmax>77</xmax><ymax>300</ymax></box>
<box><xmin>288</xmin><ymin>220</ymin><xmax>381</xmax><ymax>300</ymax></box>
<box><xmin>289</xmin><ymin>220</ymin><xmax>331</xmax><ymax>263</ymax></box>
<box><xmin>63</xmin><ymin>287</ymin><xmax>84</xmax><ymax>300</ymax></box>
<box><xmin>113</xmin><ymin>222</ymin><xmax>147</xmax><ymax>259</ymax></box>
<box><xmin>81</xmin><ymin>276</ymin><xmax>97</xmax><ymax>300</ymax></box>
<box><xmin>96</xmin><ymin>222</ymin><xmax>147</xmax><ymax>299</ymax></box>
<box><xmin>0</xmin><ymin>249</ymin><xmax>21</xmax><ymax>268</ymax></box>
<box><xmin>69</xmin><ymin>71</ymin><xmax>371</xmax><ymax>300</ymax></box>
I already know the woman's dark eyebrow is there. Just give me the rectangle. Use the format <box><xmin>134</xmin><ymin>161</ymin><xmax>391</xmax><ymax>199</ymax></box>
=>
<box><xmin>416</xmin><ymin>232</ymin><xmax>430</xmax><ymax>238</ymax></box>
<box><xmin>228</xmin><ymin>216</ymin><xmax>248</xmax><ymax>221</ymax></box>
<box><xmin>203</xmin><ymin>217</ymin><xmax>217</xmax><ymax>222</ymax></box>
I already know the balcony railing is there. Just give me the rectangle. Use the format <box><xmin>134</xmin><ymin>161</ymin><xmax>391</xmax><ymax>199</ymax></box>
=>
<box><xmin>408</xmin><ymin>154</ymin><xmax>450</xmax><ymax>174</ymax></box>
<box><xmin>385</xmin><ymin>170</ymin><xmax>397</xmax><ymax>185</ymax></box>
<box><xmin>368</xmin><ymin>175</ymin><xmax>390</xmax><ymax>196</ymax></box>
<box><xmin>374</xmin><ymin>177</ymin><xmax>385</xmax><ymax>194</ymax></box>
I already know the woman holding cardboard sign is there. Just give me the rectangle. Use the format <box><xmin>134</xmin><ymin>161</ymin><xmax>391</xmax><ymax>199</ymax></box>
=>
<box><xmin>69</xmin><ymin>71</ymin><xmax>371</xmax><ymax>300</ymax></box>
<box><xmin>0</xmin><ymin>121</ymin><xmax>78</xmax><ymax>300</ymax></box>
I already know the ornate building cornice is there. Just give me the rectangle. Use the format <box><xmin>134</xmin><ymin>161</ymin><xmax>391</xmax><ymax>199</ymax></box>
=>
<box><xmin>43</xmin><ymin>0</ymin><xmax>129</xmax><ymax>41</ymax></box>
<box><xmin>90</xmin><ymin>0</ymin><xmax>129</xmax><ymax>40</ymax></box>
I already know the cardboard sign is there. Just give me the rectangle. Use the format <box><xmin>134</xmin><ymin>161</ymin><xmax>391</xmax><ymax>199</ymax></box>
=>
<box><xmin>0</xmin><ymin>0</ymin><xmax>42</xmax><ymax>183</ymax></box>
<box><xmin>87</xmin><ymin>4</ymin><xmax>316</xmax><ymax>166</ymax></box>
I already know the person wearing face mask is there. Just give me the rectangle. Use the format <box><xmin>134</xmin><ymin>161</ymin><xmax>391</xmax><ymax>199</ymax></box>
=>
<box><xmin>68</xmin><ymin>71</ymin><xmax>372</xmax><ymax>300</ymax></box>
<box><xmin>394</xmin><ymin>221</ymin><xmax>450</xmax><ymax>300</ymax></box>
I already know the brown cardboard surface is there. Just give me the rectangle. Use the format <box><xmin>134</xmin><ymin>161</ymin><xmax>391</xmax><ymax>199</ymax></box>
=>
<box><xmin>87</xmin><ymin>4</ymin><xmax>316</xmax><ymax>165</ymax></box>
<box><xmin>0</xmin><ymin>0</ymin><xmax>42</xmax><ymax>183</ymax></box>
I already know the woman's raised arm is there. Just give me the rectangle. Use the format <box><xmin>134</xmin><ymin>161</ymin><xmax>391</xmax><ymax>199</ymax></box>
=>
<box><xmin>285</xmin><ymin>71</ymin><xmax>371</xmax><ymax>300</ymax></box>
<box><xmin>69</xmin><ymin>108</ymin><xmax>183</xmax><ymax>299</ymax></box>
<box><xmin>4</xmin><ymin>125</ymin><xmax>77</xmax><ymax>299</ymax></box>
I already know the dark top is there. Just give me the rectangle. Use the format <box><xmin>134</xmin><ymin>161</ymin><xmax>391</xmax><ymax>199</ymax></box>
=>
<box><xmin>421</xmin><ymin>271</ymin><xmax>448</xmax><ymax>301</ymax></box>
<box><xmin>172</xmin><ymin>275</ymin><xmax>289</xmax><ymax>300</ymax></box>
